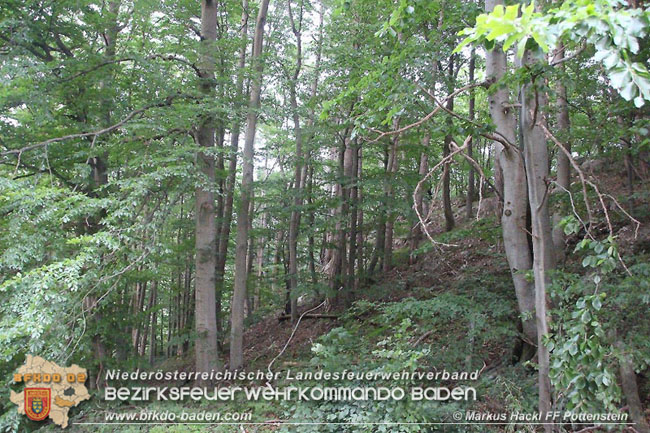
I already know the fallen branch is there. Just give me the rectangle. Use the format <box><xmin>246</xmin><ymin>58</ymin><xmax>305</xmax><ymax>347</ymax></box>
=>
<box><xmin>413</xmin><ymin>330</ymin><xmax>434</xmax><ymax>347</ymax></box>
<box><xmin>277</xmin><ymin>313</ymin><xmax>338</xmax><ymax>321</ymax></box>
<box><xmin>267</xmin><ymin>300</ymin><xmax>326</xmax><ymax>375</ymax></box>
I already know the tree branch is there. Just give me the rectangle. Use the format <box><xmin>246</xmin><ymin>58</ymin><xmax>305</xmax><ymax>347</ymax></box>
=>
<box><xmin>1</xmin><ymin>94</ymin><xmax>191</xmax><ymax>160</ymax></box>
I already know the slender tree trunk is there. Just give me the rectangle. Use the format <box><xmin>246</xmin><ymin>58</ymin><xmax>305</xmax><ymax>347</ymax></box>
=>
<box><xmin>442</xmin><ymin>58</ymin><xmax>455</xmax><ymax>232</ymax></box>
<box><xmin>287</xmin><ymin>0</ymin><xmax>305</xmax><ymax>323</ymax></box>
<box><xmin>194</xmin><ymin>0</ymin><xmax>221</xmax><ymax>378</ymax></box>
<box><xmin>148</xmin><ymin>281</ymin><xmax>158</xmax><ymax>364</ymax></box>
<box><xmin>410</xmin><ymin>132</ymin><xmax>430</xmax><ymax>264</ymax></box>
<box><xmin>230</xmin><ymin>0</ymin><xmax>271</xmax><ymax>370</ymax></box>
<box><xmin>307</xmin><ymin>164</ymin><xmax>318</xmax><ymax>288</ymax></box>
<box><xmin>246</xmin><ymin>197</ymin><xmax>255</xmax><ymax>316</ymax></box>
<box><xmin>521</xmin><ymin>46</ymin><xmax>556</xmax><ymax>430</ymax></box>
<box><xmin>616</xmin><ymin>340</ymin><xmax>650</xmax><ymax>433</ymax></box>
<box><xmin>355</xmin><ymin>148</ymin><xmax>364</xmax><ymax>289</ymax></box>
<box><xmin>346</xmin><ymin>141</ymin><xmax>359</xmax><ymax>305</ymax></box>
<box><xmin>551</xmin><ymin>43</ymin><xmax>571</xmax><ymax>264</ymax></box>
<box><xmin>383</xmin><ymin>118</ymin><xmax>400</xmax><ymax>272</ymax></box>
<box><xmin>485</xmin><ymin>0</ymin><xmax>537</xmax><ymax>361</ymax></box>
<box><xmin>466</xmin><ymin>50</ymin><xmax>476</xmax><ymax>220</ymax></box>
<box><xmin>328</xmin><ymin>135</ymin><xmax>350</xmax><ymax>304</ymax></box>
<box><xmin>215</xmin><ymin>0</ymin><xmax>249</xmax><ymax>345</ymax></box>
<box><xmin>368</xmin><ymin>145</ymin><xmax>388</xmax><ymax>274</ymax></box>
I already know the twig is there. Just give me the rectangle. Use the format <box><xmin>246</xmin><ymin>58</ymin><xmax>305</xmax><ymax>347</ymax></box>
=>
<box><xmin>367</xmin><ymin>81</ymin><xmax>488</xmax><ymax>143</ymax></box>
<box><xmin>413</xmin><ymin>330</ymin><xmax>434</xmax><ymax>347</ymax></box>
<box><xmin>418</xmin><ymin>83</ymin><xmax>518</xmax><ymax>152</ymax></box>
<box><xmin>539</xmin><ymin>122</ymin><xmax>640</xmax><ymax>275</ymax></box>
<box><xmin>267</xmin><ymin>300</ymin><xmax>326</xmax><ymax>375</ymax></box>
<box><xmin>413</xmin><ymin>136</ymin><xmax>473</xmax><ymax>248</ymax></box>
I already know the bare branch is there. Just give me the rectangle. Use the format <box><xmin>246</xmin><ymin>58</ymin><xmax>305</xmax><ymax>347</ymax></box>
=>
<box><xmin>367</xmin><ymin>81</ymin><xmax>489</xmax><ymax>143</ymax></box>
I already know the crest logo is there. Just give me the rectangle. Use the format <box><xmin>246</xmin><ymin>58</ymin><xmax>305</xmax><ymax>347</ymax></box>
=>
<box><xmin>24</xmin><ymin>388</ymin><xmax>51</xmax><ymax>421</ymax></box>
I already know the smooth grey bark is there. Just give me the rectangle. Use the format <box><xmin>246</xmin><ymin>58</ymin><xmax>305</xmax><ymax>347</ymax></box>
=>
<box><xmin>442</xmin><ymin>59</ymin><xmax>455</xmax><ymax>232</ymax></box>
<box><xmin>616</xmin><ymin>340</ymin><xmax>650</xmax><ymax>433</ymax></box>
<box><xmin>346</xmin><ymin>141</ymin><xmax>359</xmax><ymax>306</ymax></box>
<box><xmin>466</xmin><ymin>50</ymin><xmax>476</xmax><ymax>220</ymax></box>
<box><xmin>383</xmin><ymin>117</ymin><xmax>400</xmax><ymax>272</ymax></box>
<box><xmin>551</xmin><ymin>43</ymin><xmax>571</xmax><ymax>264</ymax></box>
<box><xmin>355</xmin><ymin>147</ymin><xmax>364</xmax><ymax>289</ymax></box>
<box><xmin>194</xmin><ymin>0</ymin><xmax>221</xmax><ymax>379</ymax></box>
<box><xmin>485</xmin><ymin>0</ymin><xmax>537</xmax><ymax>357</ymax></box>
<box><xmin>410</xmin><ymin>132</ymin><xmax>430</xmax><ymax>264</ymax></box>
<box><xmin>330</xmin><ymin>137</ymin><xmax>351</xmax><ymax>301</ymax></box>
<box><xmin>287</xmin><ymin>0</ymin><xmax>305</xmax><ymax>323</ymax></box>
<box><xmin>215</xmin><ymin>0</ymin><xmax>249</xmax><ymax>345</ymax></box>
<box><xmin>230</xmin><ymin>0</ymin><xmax>271</xmax><ymax>370</ymax></box>
<box><xmin>521</xmin><ymin>47</ymin><xmax>556</xmax><ymax>429</ymax></box>
<box><xmin>368</xmin><ymin>145</ymin><xmax>388</xmax><ymax>275</ymax></box>
<box><xmin>287</xmin><ymin>0</ymin><xmax>323</xmax><ymax>320</ymax></box>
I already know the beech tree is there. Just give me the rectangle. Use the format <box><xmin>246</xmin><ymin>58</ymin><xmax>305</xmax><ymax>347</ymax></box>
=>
<box><xmin>230</xmin><ymin>0</ymin><xmax>271</xmax><ymax>370</ymax></box>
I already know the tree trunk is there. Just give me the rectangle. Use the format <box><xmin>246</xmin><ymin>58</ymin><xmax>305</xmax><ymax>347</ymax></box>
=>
<box><xmin>368</xmin><ymin>145</ymin><xmax>388</xmax><ymax>274</ymax></box>
<box><xmin>307</xmin><ymin>164</ymin><xmax>318</xmax><ymax>288</ymax></box>
<box><xmin>442</xmin><ymin>58</ymin><xmax>455</xmax><ymax>232</ymax></box>
<box><xmin>383</xmin><ymin>118</ymin><xmax>400</xmax><ymax>272</ymax></box>
<box><xmin>215</xmin><ymin>0</ymin><xmax>249</xmax><ymax>348</ymax></box>
<box><xmin>328</xmin><ymin>135</ymin><xmax>350</xmax><ymax>304</ymax></box>
<box><xmin>346</xmin><ymin>141</ymin><xmax>359</xmax><ymax>306</ymax></box>
<box><xmin>230</xmin><ymin>0</ymin><xmax>270</xmax><ymax>370</ymax></box>
<box><xmin>194</xmin><ymin>0</ymin><xmax>221</xmax><ymax>379</ymax></box>
<box><xmin>410</xmin><ymin>133</ymin><xmax>430</xmax><ymax>263</ymax></box>
<box><xmin>551</xmin><ymin>43</ymin><xmax>571</xmax><ymax>264</ymax></box>
<box><xmin>287</xmin><ymin>0</ymin><xmax>305</xmax><ymax>323</ymax></box>
<box><xmin>465</xmin><ymin>49</ymin><xmax>476</xmax><ymax>220</ymax></box>
<box><xmin>485</xmin><ymin>0</ymin><xmax>537</xmax><ymax>361</ymax></box>
<box><xmin>355</xmin><ymin>148</ymin><xmax>364</xmax><ymax>289</ymax></box>
<box><xmin>148</xmin><ymin>281</ymin><xmax>158</xmax><ymax>364</ymax></box>
<box><xmin>521</xmin><ymin>46</ymin><xmax>556</xmax><ymax>430</ymax></box>
<box><xmin>617</xmin><ymin>340</ymin><xmax>650</xmax><ymax>433</ymax></box>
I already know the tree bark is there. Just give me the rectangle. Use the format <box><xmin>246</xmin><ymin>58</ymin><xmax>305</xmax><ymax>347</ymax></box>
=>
<box><xmin>148</xmin><ymin>281</ymin><xmax>157</xmax><ymax>364</ymax></box>
<box><xmin>485</xmin><ymin>0</ymin><xmax>537</xmax><ymax>361</ymax></box>
<box><xmin>465</xmin><ymin>49</ymin><xmax>476</xmax><ymax>220</ymax></box>
<box><xmin>442</xmin><ymin>58</ymin><xmax>455</xmax><ymax>232</ymax></box>
<box><xmin>410</xmin><ymin>133</ymin><xmax>430</xmax><ymax>263</ymax></box>
<box><xmin>194</xmin><ymin>0</ymin><xmax>221</xmax><ymax>379</ymax></box>
<box><xmin>287</xmin><ymin>0</ymin><xmax>305</xmax><ymax>323</ymax></box>
<box><xmin>346</xmin><ymin>141</ymin><xmax>359</xmax><ymax>306</ymax></box>
<box><xmin>230</xmin><ymin>0</ymin><xmax>271</xmax><ymax>370</ymax></box>
<box><xmin>521</xmin><ymin>47</ymin><xmax>556</xmax><ymax>430</ymax></box>
<box><xmin>215</xmin><ymin>0</ymin><xmax>249</xmax><ymax>347</ymax></box>
<box><xmin>617</xmin><ymin>341</ymin><xmax>650</xmax><ymax>433</ymax></box>
<box><xmin>383</xmin><ymin>118</ymin><xmax>400</xmax><ymax>272</ymax></box>
<box><xmin>551</xmin><ymin>42</ymin><xmax>571</xmax><ymax>264</ymax></box>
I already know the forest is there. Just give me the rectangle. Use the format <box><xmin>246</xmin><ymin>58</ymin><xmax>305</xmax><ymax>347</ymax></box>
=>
<box><xmin>0</xmin><ymin>0</ymin><xmax>649</xmax><ymax>432</ymax></box>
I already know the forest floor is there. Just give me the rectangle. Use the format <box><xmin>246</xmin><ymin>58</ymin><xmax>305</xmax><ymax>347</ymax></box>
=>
<box><xmin>41</xmin><ymin>162</ymin><xmax>650</xmax><ymax>432</ymax></box>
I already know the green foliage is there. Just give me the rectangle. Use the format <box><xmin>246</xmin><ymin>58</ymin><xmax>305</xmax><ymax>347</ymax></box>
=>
<box><xmin>456</xmin><ymin>0</ymin><xmax>650</xmax><ymax>106</ymax></box>
<box><xmin>547</xmin><ymin>230</ymin><xmax>630</xmax><ymax>415</ymax></box>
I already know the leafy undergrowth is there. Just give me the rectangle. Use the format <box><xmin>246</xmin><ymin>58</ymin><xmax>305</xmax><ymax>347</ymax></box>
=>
<box><xmin>37</xmin><ymin>196</ymin><xmax>650</xmax><ymax>432</ymax></box>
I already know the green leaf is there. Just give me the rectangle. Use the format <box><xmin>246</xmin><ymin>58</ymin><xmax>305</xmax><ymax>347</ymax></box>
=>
<box><xmin>592</xmin><ymin>297</ymin><xmax>602</xmax><ymax>311</ymax></box>
<box><xmin>516</xmin><ymin>36</ymin><xmax>529</xmax><ymax>58</ymax></box>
